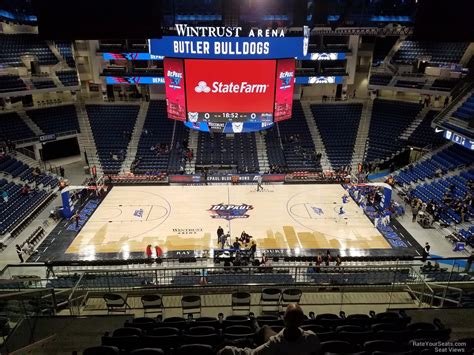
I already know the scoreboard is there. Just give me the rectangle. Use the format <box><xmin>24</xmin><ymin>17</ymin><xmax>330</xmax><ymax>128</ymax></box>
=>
<box><xmin>164</xmin><ymin>58</ymin><xmax>295</xmax><ymax>133</ymax></box>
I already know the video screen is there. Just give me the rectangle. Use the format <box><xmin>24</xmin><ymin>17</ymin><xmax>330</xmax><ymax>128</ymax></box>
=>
<box><xmin>164</xmin><ymin>57</ymin><xmax>186</xmax><ymax>121</ymax></box>
<box><xmin>163</xmin><ymin>58</ymin><xmax>295</xmax><ymax>131</ymax></box>
<box><xmin>185</xmin><ymin>59</ymin><xmax>276</xmax><ymax>123</ymax></box>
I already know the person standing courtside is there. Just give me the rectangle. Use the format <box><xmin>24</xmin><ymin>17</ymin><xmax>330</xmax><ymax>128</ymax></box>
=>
<box><xmin>217</xmin><ymin>226</ymin><xmax>224</xmax><ymax>245</ymax></box>
<box><xmin>16</xmin><ymin>244</ymin><xmax>24</xmax><ymax>263</ymax></box>
<box><xmin>257</xmin><ymin>175</ymin><xmax>263</xmax><ymax>192</ymax></box>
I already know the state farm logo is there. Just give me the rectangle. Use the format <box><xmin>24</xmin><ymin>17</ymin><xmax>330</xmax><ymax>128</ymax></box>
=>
<box><xmin>194</xmin><ymin>81</ymin><xmax>269</xmax><ymax>94</ymax></box>
<box><xmin>195</xmin><ymin>81</ymin><xmax>211</xmax><ymax>93</ymax></box>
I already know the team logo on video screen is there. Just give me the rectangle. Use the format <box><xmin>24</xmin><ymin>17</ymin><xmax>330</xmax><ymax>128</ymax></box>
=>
<box><xmin>208</xmin><ymin>203</ymin><xmax>253</xmax><ymax>220</ymax></box>
<box><xmin>279</xmin><ymin>71</ymin><xmax>294</xmax><ymax>89</ymax></box>
<box><xmin>167</xmin><ymin>70</ymin><xmax>183</xmax><ymax>89</ymax></box>
<box><xmin>187</xmin><ymin>112</ymin><xmax>199</xmax><ymax>122</ymax></box>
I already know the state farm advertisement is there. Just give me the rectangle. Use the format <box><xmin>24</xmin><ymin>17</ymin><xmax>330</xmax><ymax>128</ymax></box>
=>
<box><xmin>274</xmin><ymin>58</ymin><xmax>295</xmax><ymax>122</ymax></box>
<box><xmin>184</xmin><ymin>59</ymin><xmax>276</xmax><ymax>122</ymax></box>
<box><xmin>164</xmin><ymin>58</ymin><xmax>186</xmax><ymax>121</ymax></box>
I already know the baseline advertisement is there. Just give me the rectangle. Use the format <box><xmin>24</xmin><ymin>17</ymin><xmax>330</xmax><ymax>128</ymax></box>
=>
<box><xmin>184</xmin><ymin>59</ymin><xmax>276</xmax><ymax>125</ymax></box>
<box><xmin>163</xmin><ymin>58</ymin><xmax>186</xmax><ymax>121</ymax></box>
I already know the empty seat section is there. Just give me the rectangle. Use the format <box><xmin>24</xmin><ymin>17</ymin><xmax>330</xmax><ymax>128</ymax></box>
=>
<box><xmin>311</xmin><ymin>103</ymin><xmax>362</xmax><ymax>169</ymax></box>
<box><xmin>0</xmin><ymin>75</ymin><xmax>27</xmax><ymax>93</ymax></box>
<box><xmin>0</xmin><ymin>34</ymin><xmax>58</xmax><ymax>67</ymax></box>
<box><xmin>26</xmin><ymin>105</ymin><xmax>80</xmax><ymax>135</ymax></box>
<box><xmin>278</xmin><ymin>101</ymin><xmax>321</xmax><ymax>172</ymax></box>
<box><xmin>86</xmin><ymin>105</ymin><xmax>139</xmax><ymax>174</ymax></box>
<box><xmin>395</xmin><ymin>144</ymin><xmax>474</xmax><ymax>185</ymax></box>
<box><xmin>392</xmin><ymin>41</ymin><xmax>468</xmax><ymax>65</ymax></box>
<box><xmin>133</xmin><ymin>101</ymin><xmax>174</xmax><ymax>174</ymax></box>
<box><xmin>196</xmin><ymin>133</ymin><xmax>259</xmax><ymax>173</ymax></box>
<box><xmin>56</xmin><ymin>70</ymin><xmax>79</xmax><ymax>87</ymax></box>
<box><xmin>0</xmin><ymin>112</ymin><xmax>35</xmax><ymax>142</ymax></box>
<box><xmin>406</xmin><ymin>110</ymin><xmax>445</xmax><ymax>148</ymax></box>
<box><xmin>366</xmin><ymin>99</ymin><xmax>422</xmax><ymax>162</ymax></box>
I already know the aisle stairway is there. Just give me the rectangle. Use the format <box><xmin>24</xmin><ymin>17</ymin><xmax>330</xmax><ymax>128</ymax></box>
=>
<box><xmin>301</xmin><ymin>101</ymin><xmax>331</xmax><ymax>170</ymax></box>
<box><xmin>17</xmin><ymin>109</ymin><xmax>44</xmax><ymax>136</ymax></box>
<box><xmin>186</xmin><ymin>128</ymin><xmax>198</xmax><ymax>174</ymax></box>
<box><xmin>75</xmin><ymin>102</ymin><xmax>102</xmax><ymax>175</ymax></box>
<box><xmin>121</xmin><ymin>101</ymin><xmax>149</xmax><ymax>174</ymax></box>
<box><xmin>255</xmin><ymin>132</ymin><xmax>270</xmax><ymax>173</ymax></box>
<box><xmin>351</xmin><ymin>100</ymin><xmax>373</xmax><ymax>168</ymax></box>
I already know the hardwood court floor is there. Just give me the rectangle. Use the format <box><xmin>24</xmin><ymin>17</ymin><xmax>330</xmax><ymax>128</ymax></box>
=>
<box><xmin>66</xmin><ymin>185</ymin><xmax>390</xmax><ymax>256</ymax></box>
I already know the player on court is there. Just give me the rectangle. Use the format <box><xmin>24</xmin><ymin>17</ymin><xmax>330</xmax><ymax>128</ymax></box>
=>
<box><xmin>336</xmin><ymin>205</ymin><xmax>347</xmax><ymax>223</ymax></box>
<box><xmin>342</xmin><ymin>193</ymin><xmax>349</xmax><ymax>204</ymax></box>
<box><xmin>256</xmin><ymin>175</ymin><xmax>263</xmax><ymax>192</ymax></box>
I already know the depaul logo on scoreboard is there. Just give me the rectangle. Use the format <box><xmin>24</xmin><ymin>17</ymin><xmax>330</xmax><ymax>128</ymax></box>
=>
<box><xmin>208</xmin><ymin>203</ymin><xmax>253</xmax><ymax>220</ymax></box>
<box><xmin>167</xmin><ymin>70</ymin><xmax>183</xmax><ymax>89</ymax></box>
<box><xmin>279</xmin><ymin>71</ymin><xmax>294</xmax><ymax>90</ymax></box>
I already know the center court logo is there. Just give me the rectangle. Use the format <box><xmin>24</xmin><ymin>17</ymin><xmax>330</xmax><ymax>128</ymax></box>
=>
<box><xmin>208</xmin><ymin>203</ymin><xmax>253</xmax><ymax>220</ymax></box>
<box><xmin>195</xmin><ymin>81</ymin><xmax>268</xmax><ymax>94</ymax></box>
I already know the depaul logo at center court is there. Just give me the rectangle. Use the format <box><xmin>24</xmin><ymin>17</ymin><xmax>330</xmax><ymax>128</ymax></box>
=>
<box><xmin>208</xmin><ymin>203</ymin><xmax>253</xmax><ymax>220</ymax></box>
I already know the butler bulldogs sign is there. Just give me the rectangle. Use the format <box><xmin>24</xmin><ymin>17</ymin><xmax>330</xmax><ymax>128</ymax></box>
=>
<box><xmin>149</xmin><ymin>25</ymin><xmax>309</xmax><ymax>59</ymax></box>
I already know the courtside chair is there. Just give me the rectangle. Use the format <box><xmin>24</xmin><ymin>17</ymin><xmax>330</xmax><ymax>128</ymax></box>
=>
<box><xmin>181</xmin><ymin>295</ymin><xmax>201</xmax><ymax>318</ymax></box>
<box><xmin>141</xmin><ymin>294</ymin><xmax>164</xmax><ymax>316</ymax></box>
<box><xmin>231</xmin><ymin>292</ymin><xmax>251</xmax><ymax>314</ymax></box>
<box><xmin>259</xmin><ymin>288</ymin><xmax>281</xmax><ymax>314</ymax></box>
<box><xmin>103</xmin><ymin>293</ymin><xmax>130</xmax><ymax>313</ymax></box>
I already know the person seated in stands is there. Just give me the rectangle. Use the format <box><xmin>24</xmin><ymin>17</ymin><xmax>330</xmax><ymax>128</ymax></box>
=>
<box><xmin>325</xmin><ymin>250</ymin><xmax>332</xmax><ymax>266</ymax></box>
<box><xmin>306</xmin><ymin>263</ymin><xmax>315</xmax><ymax>274</ymax></box>
<box><xmin>422</xmin><ymin>261</ymin><xmax>433</xmax><ymax>272</ymax></box>
<box><xmin>233</xmin><ymin>254</ymin><xmax>242</xmax><ymax>272</ymax></box>
<box><xmin>443</xmin><ymin>193</ymin><xmax>453</xmax><ymax>205</ymax></box>
<box><xmin>260</xmin><ymin>253</ymin><xmax>268</xmax><ymax>266</ymax></box>
<box><xmin>233</xmin><ymin>238</ymin><xmax>241</xmax><ymax>250</ymax></box>
<box><xmin>249</xmin><ymin>240</ymin><xmax>257</xmax><ymax>258</ymax></box>
<box><xmin>20</xmin><ymin>184</ymin><xmax>30</xmax><ymax>196</ymax></box>
<box><xmin>218</xmin><ymin>304</ymin><xmax>321</xmax><ymax>355</ymax></box>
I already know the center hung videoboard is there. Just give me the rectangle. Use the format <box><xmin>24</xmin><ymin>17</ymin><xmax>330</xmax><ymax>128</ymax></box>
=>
<box><xmin>163</xmin><ymin>58</ymin><xmax>295</xmax><ymax>133</ymax></box>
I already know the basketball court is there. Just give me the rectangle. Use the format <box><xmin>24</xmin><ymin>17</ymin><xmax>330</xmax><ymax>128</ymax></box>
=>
<box><xmin>65</xmin><ymin>184</ymin><xmax>392</xmax><ymax>257</ymax></box>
